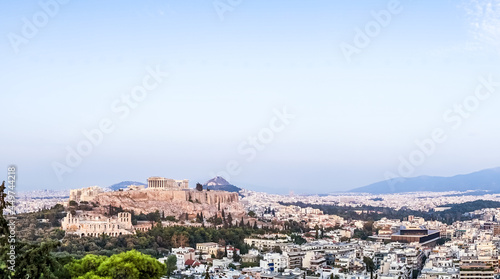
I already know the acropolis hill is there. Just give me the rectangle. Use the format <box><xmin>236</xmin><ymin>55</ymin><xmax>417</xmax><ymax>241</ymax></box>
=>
<box><xmin>94</xmin><ymin>188</ymin><xmax>242</xmax><ymax>218</ymax></box>
<box><xmin>69</xmin><ymin>176</ymin><xmax>244</xmax><ymax>219</ymax></box>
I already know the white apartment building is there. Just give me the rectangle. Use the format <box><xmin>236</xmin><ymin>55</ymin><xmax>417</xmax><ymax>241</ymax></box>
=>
<box><xmin>171</xmin><ymin>247</ymin><xmax>196</xmax><ymax>270</ymax></box>
<box><xmin>260</xmin><ymin>253</ymin><xmax>288</xmax><ymax>272</ymax></box>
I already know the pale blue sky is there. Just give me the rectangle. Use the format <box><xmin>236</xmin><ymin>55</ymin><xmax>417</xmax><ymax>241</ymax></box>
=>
<box><xmin>1</xmin><ymin>0</ymin><xmax>500</xmax><ymax>193</ymax></box>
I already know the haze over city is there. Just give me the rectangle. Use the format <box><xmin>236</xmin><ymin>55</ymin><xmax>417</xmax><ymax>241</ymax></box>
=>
<box><xmin>5</xmin><ymin>1</ymin><xmax>500</xmax><ymax>279</ymax></box>
<box><xmin>2</xmin><ymin>0</ymin><xmax>500</xmax><ymax>193</ymax></box>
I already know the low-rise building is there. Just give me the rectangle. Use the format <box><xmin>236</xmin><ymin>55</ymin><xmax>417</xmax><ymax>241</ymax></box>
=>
<box><xmin>260</xmin><ymin>253</ymin><xmax>288</xmax><ymax>272</ymax></box>
<box><xmin>196</xmin><ymin>242</ymin><xmax>220</xmax><ymax>256</ymax></box>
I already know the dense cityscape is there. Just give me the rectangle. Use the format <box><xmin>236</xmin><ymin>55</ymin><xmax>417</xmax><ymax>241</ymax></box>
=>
<box><xmin>3</xmin><ymin>176</ymin><xmax>500</xmax><ymax>279</ymax></box>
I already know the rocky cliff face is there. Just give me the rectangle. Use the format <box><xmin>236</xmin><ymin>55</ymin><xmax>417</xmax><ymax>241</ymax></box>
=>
<box><xmin>93</xmin><ymin>189</ymin><xmax>244</xmax><ymax>218</ymax></box>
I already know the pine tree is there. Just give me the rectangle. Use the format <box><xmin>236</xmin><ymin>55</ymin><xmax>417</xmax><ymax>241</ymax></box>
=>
<box><xmin>363</xmin><ymin>256</ymin><xmax>375</xmax><ymax>279</ymax></box>
<box><xmin>227</xmin><ymin>213</ymin><xmax>233</xmax><ymax>227</ymax></box>
<box><xmin>0</xmin><ymin>181</ymin><xmax>11</xmax><ymax>243</ymax></box>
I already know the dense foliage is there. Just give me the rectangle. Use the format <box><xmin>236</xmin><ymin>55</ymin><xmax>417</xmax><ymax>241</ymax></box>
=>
<box><xmin>54</xmin><ymin>224</ymin><xmax>263</xmax><ymax>258</ymax></box>
<box><xmin>65</xmin><ymin>250</ymin><xmax>166</xmax><ymax>279</ymax></box>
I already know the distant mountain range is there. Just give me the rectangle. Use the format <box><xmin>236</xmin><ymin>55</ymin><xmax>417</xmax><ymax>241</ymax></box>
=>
<box><xmin>108</xmin><ymin>181</ymin><xmax>146</xmax><ymax>191</ymax></box>
<box><xmin>203</xmin><ymin>176</ymin><xmax>242</xmax><ymax>192</ymax></box>
<box><xmin>350</xmin><ymin>167</ymin><xmax>500</xmax><ymax>194</ymax></box>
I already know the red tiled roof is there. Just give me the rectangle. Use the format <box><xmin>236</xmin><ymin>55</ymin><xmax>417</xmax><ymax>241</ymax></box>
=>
<box><xmin>185</xmin><ymin>259</ymin><xmax>201</xmax><ymax>267</ymax></box>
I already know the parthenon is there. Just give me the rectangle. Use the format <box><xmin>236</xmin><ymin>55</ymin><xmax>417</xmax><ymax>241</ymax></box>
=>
<box><xmin>147</xmin><ymin>176</ymin><xmax>189</xmax><ymax>190</ymax></box>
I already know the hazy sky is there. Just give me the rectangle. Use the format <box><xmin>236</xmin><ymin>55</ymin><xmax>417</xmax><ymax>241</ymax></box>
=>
<box><xmin>1</xmin><ymin>0</ymin><xmax>500</xmax><ymax>194</ymax></box>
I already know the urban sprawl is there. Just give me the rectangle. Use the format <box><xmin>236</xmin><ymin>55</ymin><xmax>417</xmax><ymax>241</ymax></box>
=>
<box><xmin>9</xmin><ymin>177</ymin><xmax>500</xmax><ymax>279</ymax></box>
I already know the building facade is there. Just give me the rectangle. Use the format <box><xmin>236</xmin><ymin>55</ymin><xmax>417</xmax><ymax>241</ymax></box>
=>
<box><xmin>61</xmin><ymin>212</ymin><xmax>135</xmax><ymax>237</ymax></box>
<box><xmin>260</xmin><ymin>253</ymin><xmax>288</xmax><ymax>272</ymax></box>
<box><xmin>196</xmin><ymin>242</ymin><xmax>221</xmax><ymax>256</ymax></box>
<box><xmin>460</xmin><ymin>257</ymin><xmax>496</xmax><ymax>279</ymax></box>
<box><xmin>390</xmin><ymin>226</ymin><xmax>440</xmax><ymax>245</ymax></box>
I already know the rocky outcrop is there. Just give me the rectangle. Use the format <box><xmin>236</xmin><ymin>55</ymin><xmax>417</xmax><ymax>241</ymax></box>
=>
<box><xmin>93</xmin><ymin>189</ymin><xmax>244</xmax><ymax>218</ymax></box>
<box><xmin>70</xmin><ymin>186</ymin><xmax>103</xmax><ymax>202</ymax></box>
